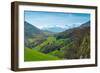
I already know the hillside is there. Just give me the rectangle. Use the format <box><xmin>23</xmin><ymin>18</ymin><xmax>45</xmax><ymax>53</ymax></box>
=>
<box><xmin>24</xmin><ymin>21</ymin><xmax>43</xmax><ymax>38</ymax></box>
<box><xmin>24</xmin><ymin>48</ymin><xmax>60</xmax><ymax>61</ymax></box>
<box><xmin>80</xmin><ymin>21</ymin><xmax>90</xmax><ymax>27</ymax></box>
<box><xmin>24</xmin><ymin>21</ymin><xmax>45</xmax><ymax>48</ymax></box>
<box><xmin>55</xmin><ymin>21</ymin><xmax>90</xmax><ymax>59</ymax></box>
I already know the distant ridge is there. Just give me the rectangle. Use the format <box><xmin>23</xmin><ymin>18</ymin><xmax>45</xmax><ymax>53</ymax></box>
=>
<box><xmin>80</xmin><ymin>21</ymin><xmax>90</xmax><ymax>27</ymax></box>
<box><xmin>56</xmin><ymin>21</ymin><xmax>90</xmax><ymax>39</ymax></box>
<box><xmin>42</xmin><ymin>26</ymin><xmax>66</xmax><ymax>33</ymax></box>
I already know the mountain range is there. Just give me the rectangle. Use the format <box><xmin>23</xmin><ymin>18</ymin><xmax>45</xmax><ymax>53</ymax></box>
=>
<box><xmin>42</xmin><ymin>27</ymin><xmax>66</xmax><ymax>33</ymax></box>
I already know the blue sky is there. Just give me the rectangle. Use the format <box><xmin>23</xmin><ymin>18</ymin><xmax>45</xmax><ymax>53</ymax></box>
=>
<box><xmin>24</xmin><ymin>11</ymin><xmax>90</xmax><ymax>29</ymax></box>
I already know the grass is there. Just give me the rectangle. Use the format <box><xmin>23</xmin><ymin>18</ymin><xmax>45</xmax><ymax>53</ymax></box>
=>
<box><xmin>48</xmin><ymin>50</ymin><xmax>64</xmax><ymax>58</ymax></box>
<box><xmin>24</xmin><ymin>48</ymin><xmax>60</xmax><ymax>61</ymax></box>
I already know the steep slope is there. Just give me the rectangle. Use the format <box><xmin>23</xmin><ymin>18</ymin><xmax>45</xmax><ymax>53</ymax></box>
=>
<box><xmin>55</xmin><ymin>21</ymin><xmax>90</xmax><ymax>59</ymax></box>
<box><xmin>24</xmin><ymin>21</ymin><xmax>45</xmax><ymax>48</ymax></box>
<box><xmin>24</xmin><ymin>21</ymin><xmax>43</xmax><ymax>38</ymax></box>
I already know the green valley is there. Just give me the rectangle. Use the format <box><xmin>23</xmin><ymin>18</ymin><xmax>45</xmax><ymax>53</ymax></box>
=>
<box><xmin>24</xmin><ymin>21</ymin><xmax>90</xmax><ymax>61</ymax></box>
